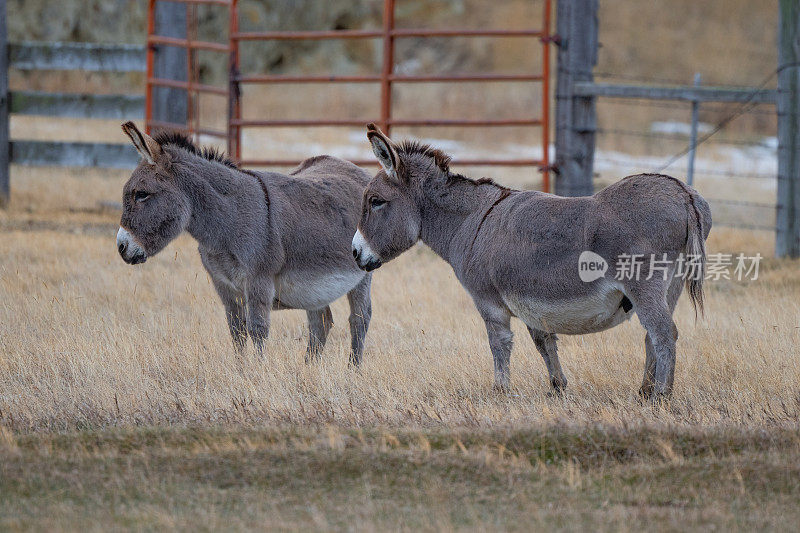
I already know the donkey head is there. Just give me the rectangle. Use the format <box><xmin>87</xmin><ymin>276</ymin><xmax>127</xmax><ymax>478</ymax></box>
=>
<box><xmin>116</xmin><ymin>121</ymin><xmax>192</xmax><ymax>265</ymax></box>
<box><xmin>353</xmin><ymin>124</ymin><xmax>450</xmax><ymax>271</ymax></box>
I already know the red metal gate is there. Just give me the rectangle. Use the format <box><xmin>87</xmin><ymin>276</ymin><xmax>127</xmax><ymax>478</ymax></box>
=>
<box><xmin>146</xmin><ymin>0</ymin><xmax>553</xmax><ymax>191</ymax></box>
<box><xmin>145</xmin><ymin>0</ymin><xmax>230</xmax><ymax>140</ymax></box>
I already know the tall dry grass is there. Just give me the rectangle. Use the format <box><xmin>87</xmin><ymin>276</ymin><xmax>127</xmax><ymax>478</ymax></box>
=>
<box><xmin>0</xmin><ymin>168</ymin><xmax>798</xmax><ymax>433</ymax></box>
<box><xmin>0</xmin><ymin>0</ymin><xmax>793</xmax><ymax>435</ymax></box>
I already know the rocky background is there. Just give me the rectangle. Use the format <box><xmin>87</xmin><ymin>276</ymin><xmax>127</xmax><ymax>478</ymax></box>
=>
<box><xmin>6</xmin><ymin>0</ymin><xmax>533</xmax><ymax>84</ymax></box>
<box><xmin>6</xmin><ymin>0</ymin><xmax>777</xmax><ymax>84</ymax></box>
<box><xmin>5</xmin><ymin>0</ymin><xmax>779</xmax><ymax>139</ymax></box>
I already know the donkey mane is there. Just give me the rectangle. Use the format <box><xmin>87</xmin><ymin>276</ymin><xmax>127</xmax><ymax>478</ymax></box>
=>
<box><xmin>446</xmin><ymin>174</ymin><xmax>510</xmax><ymax>193</ymax></box>
<box><xmin>397</xmin><ymin>139</ymin><xmax>452</xmax><ymax>172</ymax></box>
<box><xmin>396</xmin><ymin>139</ymin><xmax>509</xmax><ymax>191</ymax></box>
<box><xmin>152</xmin><ymin>130</ymin><xmax>238</xmax><ymax>169</ymax></box>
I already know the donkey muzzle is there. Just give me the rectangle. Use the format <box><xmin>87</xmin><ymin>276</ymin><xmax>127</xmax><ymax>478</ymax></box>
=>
<box><xmin>117</xmin><ymin>227</ymin><xmax>148</xmax><ymax>265</ymax></box>
<box><xmin>352</xmin><ymin>229</ymin><xmax>382</xmax><ymax>271</ymax></box>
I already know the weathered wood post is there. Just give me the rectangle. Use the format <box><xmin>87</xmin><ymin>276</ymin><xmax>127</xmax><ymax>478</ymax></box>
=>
<box><xmin>152</xmin><ymin>1</ymin><xmax>187</xmax><ymax>128</ymax></box>
<box><xmin>0</xmin><ymin>0</ymin><xmax>10</xmax><ymax>207</ymax></box>
<box><xmin>777</xmin><ymin>0</ymin><xmax>800</xmax><ymax>258</ymax></box>
<box><xmin>554</xmin><ymin>0</ymin><xmax>598</xmax><ymax>197</ymax></box>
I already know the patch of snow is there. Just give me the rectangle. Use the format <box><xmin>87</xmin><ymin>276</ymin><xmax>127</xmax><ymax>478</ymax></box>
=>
<box><xmin>395</xmin><ymin>58</ymin><xmax>422</xmax><ymax>75</ymax></box>
<box><xmin>759</xmin><ymin>136</ymin><xmax>778</xmax><ymax>150</ymax></box>
<box><xmin>650</xmin><ymin>120</ymin><xmax>713</xmax><ymax>136</ymax></box>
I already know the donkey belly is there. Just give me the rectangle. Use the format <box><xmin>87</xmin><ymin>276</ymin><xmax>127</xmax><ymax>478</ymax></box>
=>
<box><xmin>504</xmin><ymin>282</ymin><xmax>633</xmax><ymax>335</ymax></box>
<box><xmin>274</xmin><ymin>269</ymin><xmax>364</xmax><ymax>310</ymax></box>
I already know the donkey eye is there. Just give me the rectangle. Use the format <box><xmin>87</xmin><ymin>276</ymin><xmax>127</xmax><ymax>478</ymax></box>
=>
<box><xmin>134</xmin><ymin>191</ymin><xmax>151</xmax><ymax>203</ymax></box>
<box><xmin>370</xmin><ymin>197</ymin><xmax>386</xmax><ymax>209</ymax></box>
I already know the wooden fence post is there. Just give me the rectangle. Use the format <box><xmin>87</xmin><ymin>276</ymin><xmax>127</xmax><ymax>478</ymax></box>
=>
<box><xmin>0</xmin><ymin>0</ymin><xmax>9</xmax><ymax>207</ymax></box>
<box><xmin>777</xmin><ymin>0</ymin><xmax>800</xmax><ymax>258</ymax></box>
<box><xmin>554</xmin><ymin>0</ymin><xmax>598</xmax><ymax>197</ymax></box>
<box><xmin>152</xmin><ymin>1</ymin><xmax>187</xmax><ymax>128</ymax></box>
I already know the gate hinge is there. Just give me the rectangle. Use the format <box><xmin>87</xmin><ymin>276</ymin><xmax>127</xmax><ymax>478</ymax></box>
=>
<box><xmin>538</xmin><ymin>163</ymin><xmax>560</xmax><ymax>175</ymax></box>
<box><xmin>540</xmin><ymin>34</ymin><xmax>562</xmax><ymax>46</ymax></box>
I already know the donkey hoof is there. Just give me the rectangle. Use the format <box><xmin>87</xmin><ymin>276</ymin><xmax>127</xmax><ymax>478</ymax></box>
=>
<box><xmin>492</xmin><ymin>383</ymin><xmax>510</xmax><ymax>394</ymax></box>
<box><xmin>638</xmin><ymin>387</ymin><xmax>671</xmax><ymax>405</ymax></box>
<box><xmin>550</xmin><ymin>377</ymin><xmax>567</xmax><ymax>393</ymax></box>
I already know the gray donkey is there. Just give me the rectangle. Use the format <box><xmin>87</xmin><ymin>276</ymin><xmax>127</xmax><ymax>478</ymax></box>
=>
<box><xmin>116</xmin><ymin>121</ymin><xmax>373</xmax><ymax>364</ymax></box>
<box><xmin>352</xmin><ymin>124</ymin><xmax>711</xmax><ymax>398</ymax></box>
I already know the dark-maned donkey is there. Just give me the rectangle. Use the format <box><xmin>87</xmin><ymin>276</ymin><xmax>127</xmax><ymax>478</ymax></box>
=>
<box><xmin>352</xmin><ymin>124</ymin><xmax>712</xmax><ymax>398</ymax></box>
<box><xmin>116</xmin><ymin>122</ymin><xmax>373</xmax><ymax>365</ymax></box>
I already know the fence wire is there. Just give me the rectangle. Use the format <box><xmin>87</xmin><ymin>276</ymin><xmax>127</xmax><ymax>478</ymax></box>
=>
<box><xmin>595</xmin><ymin>127</ymin><xmax>771</xmax><ymax>147</ymax></box>
<box><xmin>592</xmin><ymin>77</ymin><xmax>778</xmax><ymax>232</ymax></box>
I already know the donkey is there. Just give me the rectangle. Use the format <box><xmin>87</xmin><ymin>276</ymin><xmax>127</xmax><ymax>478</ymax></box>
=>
<box><xmin>116</xmin><ymin>121</ymin><xmax>373</xmax><ymax>365</ymax></box>
<box><xmin>352</xmin><ymin>124</ymin><xmax>712</xmax><ymax>398</ymax></box>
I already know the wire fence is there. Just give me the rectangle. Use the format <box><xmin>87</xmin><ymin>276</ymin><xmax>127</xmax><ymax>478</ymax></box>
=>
<box><xmin>591</xmin><ymin>76</ymin><xmax>777</xmax><ymax>233</ymax></box>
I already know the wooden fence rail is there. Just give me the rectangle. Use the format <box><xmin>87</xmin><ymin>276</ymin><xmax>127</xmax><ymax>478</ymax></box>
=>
<box><xmin>10</xmin><ymin>141</ymin><xmax>140</xmax><ymax>168</ymax></box>
<box><xmin>573</xmin><ymin>82</ymin><xmax>778</xmax><ymax>105</ymax></box>
<box><xmin>9</xmin><ymin>42</ymin><xmax>145</xmax><ymax>72</ymax></box>
<box><xmin>1</xmin><ymin>34</ymin><xmax>147</xmax><ymax>206</ymax></box>
<box><xmin>9</xmin><ymin>92</ymin><xmax>144</xmax><ymax>119</ymax></box>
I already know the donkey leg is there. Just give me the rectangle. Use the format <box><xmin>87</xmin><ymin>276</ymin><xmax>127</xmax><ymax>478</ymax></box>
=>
<box><xmin>527</xmin><ymin>327</ymin><xmax>568</xmax><ymax>392</ymax></box>
<box><xmin>306</xmin><ymin>306</ymin><xmax>334</xmax><ymax>363</ymax></box>
<box><xmin>246</xmin><ymin>275</ymin><xmax>275</xmax><ymax>356</ymax></box>
<box><xmin>640</xmin><ymin>333</ymin><xmax>657</xmax><ymax>397</ymax></box>
<box><xmin>346</xmin><ymin>274</ymin><xmax>372</xmax><ymax>367</ymax></box>
<box><xmin>212</xmin><ymin>279</ymin><xmax>247</xmax><ymax>354</ymax></box>
<box><xmin>640</xmin><ymin>277</ymin><xmax>683</xmax><ymax>396</ymax></box>
<box><xmin>628</xmin><ymin>285</ymin><xmax>676</xmax><ymax>398</ymax></box>
<box><xmin>227</xmin><ymin>302</ymin><xmax>248</xmax><ymax>354</ymax></box>
<box><xmin>478</xmin><ymin>305</ymin><xmax>514</xmax><ymax>391</ymax></box>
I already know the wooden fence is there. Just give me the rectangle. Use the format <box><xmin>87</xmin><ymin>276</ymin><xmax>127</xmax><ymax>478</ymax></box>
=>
<box><xmin>1</xmin><ymin>31</ymin><xmax>146</xmax><ymax>206</ymax></box>
<box><xmin>554</xmin><ymin>0</ymin><xmax>799</xmax><ymax>258</ymax></box>
<box><xmin>5</xmin><ymin>41</ymin><xmax>146</xmax><ymax>168</ymax></box>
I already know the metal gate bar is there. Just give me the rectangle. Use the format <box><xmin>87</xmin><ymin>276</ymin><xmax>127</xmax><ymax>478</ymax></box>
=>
<box><xmin>235</xmin><ymin>74</ymin><xmax>544</xmax><ymax>83</ymax></box>
<box><xmin>145</xmin><ymin>0</ymin><xmax>230</xmax><ymax>139</ymax></box>
<box><xmin>227</xmin><ymin>0</ymin><xmax>552</xmax><ymax>191</ymax></box>
<box><xmin>147</xmin><ymin>0</ymin><xmax>552</xmax><ymax>191</ymax></box>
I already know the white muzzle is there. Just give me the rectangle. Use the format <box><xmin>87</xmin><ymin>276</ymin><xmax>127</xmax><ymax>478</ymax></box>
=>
<box><xmin>351</xmin><ymin>229</ymin><xmax>382</xmax><ymax>271</ymax></box>
<box><xmin>117</xmin><ymin>227</ymin><xmax>148</xmax><ymax>264</ymax></box>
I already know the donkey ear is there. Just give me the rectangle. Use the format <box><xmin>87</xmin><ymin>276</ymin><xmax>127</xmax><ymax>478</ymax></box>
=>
<box><xmin>121</xmin><ymin>121</ymin><xmax>162</xmax><ymax>165</ymax></box>
<box><xmin>366</xmin><ymin>124</ymin><xmax>400</xmax><ymax>182</ymax></box>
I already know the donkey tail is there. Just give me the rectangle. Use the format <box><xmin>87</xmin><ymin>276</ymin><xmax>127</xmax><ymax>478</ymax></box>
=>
<box><xmin>683</xmin><ymin>191</ymin><xmax>707</xmax><ymax>318</ymax></box>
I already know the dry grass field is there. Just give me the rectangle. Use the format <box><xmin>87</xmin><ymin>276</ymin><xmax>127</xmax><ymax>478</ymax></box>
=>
<box><xmin>1</xmin><ymin>160</ymin><xmax>799</xmax><ymax>530</ymax></box>
<box><xmin>1</xmin><ymin>1</ymin><xmax>797</xmax><ymax>528</ymax></box>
